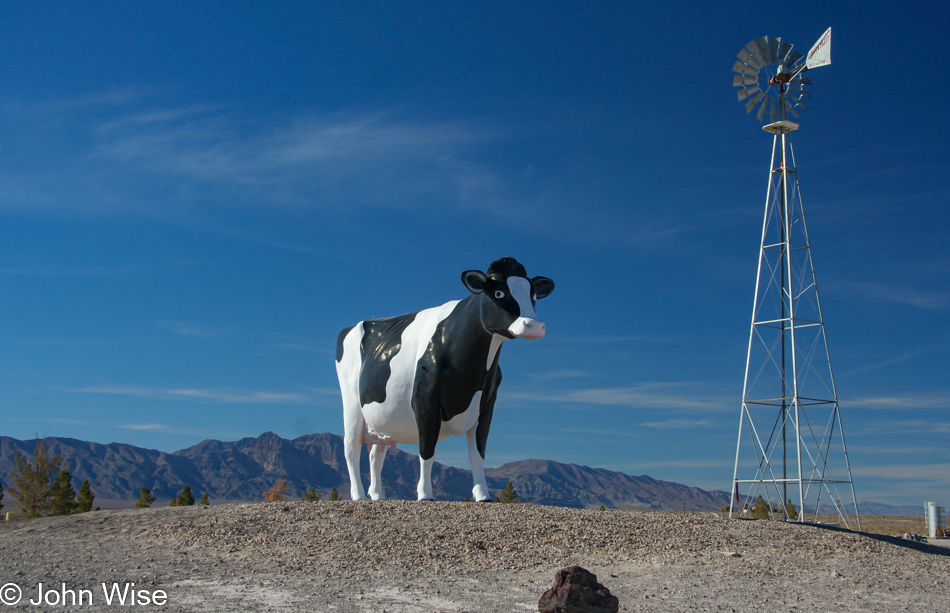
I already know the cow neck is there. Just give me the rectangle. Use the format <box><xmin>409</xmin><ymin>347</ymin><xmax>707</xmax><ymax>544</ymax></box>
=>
<box><xmin>444</xmin><ymin>293</ymin><xmax>503</xmax><ymax>368</ymax></box>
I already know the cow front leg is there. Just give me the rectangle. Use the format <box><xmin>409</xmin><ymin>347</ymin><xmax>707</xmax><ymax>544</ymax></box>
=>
<box><xmin>367</xmin><ymin>443</ymin><xmax>388</xmax><ymax>500</ymax></box>
<box><xmin>467</xmin><ymin>426</ymin><xmax>491</xmax><ymax>502</ymax></box>
<box><xmin>417</xmin><ymin>455</ymin><xmax>435</xmax><ymax>501</ymax></box>
<box><xmin>416</xmin><ymin>417</ymin><xmax>439</xmax><ymax>501</ymax></box>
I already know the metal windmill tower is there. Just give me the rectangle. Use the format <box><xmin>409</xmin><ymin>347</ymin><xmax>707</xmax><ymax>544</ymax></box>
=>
<box><xmin>729</xmin><ymin>29</ymin><xmax>861</xmax><ymax>530</ymax></box>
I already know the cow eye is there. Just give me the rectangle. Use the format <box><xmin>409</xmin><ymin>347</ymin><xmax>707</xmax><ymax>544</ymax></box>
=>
<box><xmin>494</xmin><ymin>290</ymin><xmax>506</xmax><ymax>299</ymax></box>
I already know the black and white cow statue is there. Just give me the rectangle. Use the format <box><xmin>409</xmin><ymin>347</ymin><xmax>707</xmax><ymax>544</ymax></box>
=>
<box><xmin>335</xmin><ymin>257</ymin><xmax>554</xmax><ymax>502</ymax></box>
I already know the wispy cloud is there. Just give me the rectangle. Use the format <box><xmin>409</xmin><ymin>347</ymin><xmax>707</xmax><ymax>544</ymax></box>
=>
<box><xmin>0</xmin><ymin>265</ymin><xmax>131</xmax><ymax>277</ymax></box>
<box><xmin>511</xmin><ymin>382</ymin><xmax>731</xmax><ymax>412</ymax></box>
<box><xmin>70</xmin><ymin>385</ymin><xmax>314</xmax><ymax>405</ymax></box>
<box><xmin>835</xmin><ymin>281</ymin><xmax>950</xmax><ymax>311</ymax></box>
<box><xmin>849</xmin><ymin>395</ymin><xmax>950</xmax><ymax>410</ymax></box>
<box><xmin>117</xmin><ymin>423</ymin><xmax>168</xmax><ymax>431</ymax></box>
<box><xmin>528</xmin><ymin>369</ymin><xmax>597</xmax><ymax>381</ymax></box>
<box><xmin>850</xmin><ymin>463</ymin><xmax>950</xmax><ymax>482</ymax></box>
<box><xmin>0</xmin><ymin>94</ymin><xmax>514</xmax><ymax>217</ymax></box>
<box><xmin>156</xmin><ymin>320</ymin><xmax>225</xmax><ymax>339</ymax></box>
<box><xmin>641</xmin><ymin>418</ymin><xmax>718</xmax><ymax>429</ymax></box>
<box><xmin>272</xmin><ymin>342</ymin><xmax>333</xmax><ymax>355</ymax></box>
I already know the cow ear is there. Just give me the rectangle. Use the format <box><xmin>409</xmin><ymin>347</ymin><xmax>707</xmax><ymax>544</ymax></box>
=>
<box><xmin>461</xmin><ymin>270</ymin><xmax>489</xmax><ymax>294</ymax></box>
<box><xmin>531</xmin><ymin>276</ymin><xmax>555</xmax><ymax>299</ymax></box>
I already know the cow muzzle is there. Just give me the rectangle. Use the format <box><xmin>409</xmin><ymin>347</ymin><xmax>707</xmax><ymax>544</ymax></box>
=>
<box><xmin>508</xmin><ymin>317</ymin><xmax>545</xmax><ymax>340</ymax></box>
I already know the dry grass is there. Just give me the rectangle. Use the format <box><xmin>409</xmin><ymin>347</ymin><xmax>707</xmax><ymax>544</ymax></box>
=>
<box><xmin>857</xmin><ymin>514</ymin><xmax>927</xmax><ymax>537</ymax></box>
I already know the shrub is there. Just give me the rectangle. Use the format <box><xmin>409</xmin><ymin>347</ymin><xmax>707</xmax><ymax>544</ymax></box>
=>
<box><xmin>263</xmin><ymin>479</ymin><xmax>289</xmax><ymax>503</ymax></box>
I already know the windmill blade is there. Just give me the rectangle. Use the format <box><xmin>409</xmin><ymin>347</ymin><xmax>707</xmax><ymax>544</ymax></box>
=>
<box><xmin>745</xmin><ymin>91</ymin><xmax>765</xmax><ymax>113</ymax></box>
<box><xmin>737</xmin><ymin>85</ymin><xmax>761</xmax><ymax>102</ymax></box>
<box><xmin>733</xmin><ymin>75</ymin><xmax>758</xmax><ymax>87</ymax></box>
<box><xmin>788</xmin><ymin>85</ymin><xmax>812</xmax><ymax>99</ymax></box>
<box><xmin>768</xmin><ymin>37</ymin><xmax>782</xmax><ymax>64</ymax></box>
<box><xmin>790</xmin><ymin>75</ymin><xmax>812</xmax><ymax>86</ymax></box>
<box><xmin>737</xmin><ymin>48</ymin><xmax>763</xmax><ymax>71</ymax></box>
<box><xmin>777</xmin><ymin>41</ymin><xmax>794</xmax><ymax>66</ymax></box>
<box><xmin>769</xmin><ymin>98</ymin><xmax>778</xmax><ymax>122</ymax></box>
<box><xmin>733</xmin><ymin>60</ymin><xmax>758</xmax><ymax>77</ymax></box>
<box><xmin>754</xmin><ymin>37</ymin><xmax>772</xmax><ymax>67</ymax></box>
<box><xmin>791</xmin><ymin>97</ymin><xmax>808</xmax><ymax>111</ymax></box>
<box><xmin>784</xmin><ymin>99</ymin><xmax>800</xmax><ymax>120</ymax></box>
<box><xmin>745</xmin><ymin>40</ymin><xmax>767</xmax><ymax>69</ymax></box>
<box><xmin>756</xmin><ymin>100</ymin><xmax>767</xmax><ymax>122</ymax></box>
<box><xmin>786</xmin><ymin>50</ymin><xmax>804</xmax><ymax>68</ymax></box>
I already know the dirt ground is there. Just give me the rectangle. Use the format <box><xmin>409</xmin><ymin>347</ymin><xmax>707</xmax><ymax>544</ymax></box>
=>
<box><xmin>1</xmin><ymin>502</ymin><xmax>948</xmax><ymax>612</ymax></box>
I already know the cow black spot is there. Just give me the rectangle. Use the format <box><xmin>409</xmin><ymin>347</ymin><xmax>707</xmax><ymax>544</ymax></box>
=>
<box><xmin>358</xmin><ymin>311</ymin><xmax>418</xmax><ymax>406</ymax></box>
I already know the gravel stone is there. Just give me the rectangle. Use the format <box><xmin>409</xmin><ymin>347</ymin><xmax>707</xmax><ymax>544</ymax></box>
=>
<box><xmin>1</xmin><ymin>501</ymin><xmax>948</xmax><ymax>611</ymax></box>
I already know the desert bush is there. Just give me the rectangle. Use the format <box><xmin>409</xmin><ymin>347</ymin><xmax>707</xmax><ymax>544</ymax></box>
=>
<box><xmin>264</xmin><ymin>479</ymin><xmax>290</xmax><ymax>502</ymax></box>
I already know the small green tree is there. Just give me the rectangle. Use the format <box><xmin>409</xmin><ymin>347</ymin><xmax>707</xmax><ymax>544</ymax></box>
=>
<box><xmin>301</xmin><ymin>487</ymin><xmax>322</xmax><ymax>502</ymax></box>
<box><xmin>8</xmin><ymin>439</ymin><xmax>64</xmax><ymax>518</ymax></box>
<box><xmin>498</xmin><ymin>481</ymin><xmax>518</xmax><ymax>504</ymax></box>
<box><xmin>750</xmin><ymin>495</ymin><xmax>772</xmax><ymax>519</ymax></box>
<box><xmin>136</xmin><ymin>487</ymin><xmax>156</xmax><ymax>508</ymax></box>
<box><xmin>49</xmin><ymin>467</ymin><xmax>78</xmax><ymax>516</ymax></box>
<box><xmin>170</xmin><ymin>486</ymin><xmax>195</xmax><ymax>507</ymax></box>
<box><xmin>76</xmin><ymin>480</ymin><xmax>95</xmax><ymax>513</ymax></box>
<box><xmin>0</xmin><ymin>480</ymin><xmax>4</xmax><ymax>513</ymax></box>
<box><xmin>198</xmin><ymin>493</ymin><xmax>210</xmax><ymax>505</ymax></box>
<box><xmin>784</xmin><ymin>499</ymin><xmax>799</xmax><ymax>521</ymax></box>
<box><xmin>329</xmin><ymin>487</ymin><xmax>339</xmax><ymax>501</ymax></box>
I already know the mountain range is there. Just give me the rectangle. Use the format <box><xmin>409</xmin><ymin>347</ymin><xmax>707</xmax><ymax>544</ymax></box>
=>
<box><xmin>0</xmin><ymin>432</ymin><xmax>923</xmax><ymax>516</ymax></box>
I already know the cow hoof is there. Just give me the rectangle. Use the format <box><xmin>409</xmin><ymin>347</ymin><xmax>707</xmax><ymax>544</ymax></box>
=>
<box><xmin>418</xmin><ymin>497</ymin><xmax>435</xmax><ymax>502</ymax></box>
<box><xmin>477</xmin><ymin>498</ymin><xmax>493</xmax><ymax>503</ymax></box>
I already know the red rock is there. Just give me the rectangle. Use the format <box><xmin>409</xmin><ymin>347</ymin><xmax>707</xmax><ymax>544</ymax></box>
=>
<box><xmin>538</xmin><ymin>565</ymin><xmax>619</xmax><ymax>613</ymax></box>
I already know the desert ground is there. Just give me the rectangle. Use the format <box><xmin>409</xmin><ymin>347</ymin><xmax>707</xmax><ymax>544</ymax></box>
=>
<box><xmin>1</xmin><ymin>501</ymin><xmax>948</xmax><ymax>612</ymax></box>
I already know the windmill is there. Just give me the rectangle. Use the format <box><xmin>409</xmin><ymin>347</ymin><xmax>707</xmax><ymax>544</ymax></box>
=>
<box><xmin>728</xmin><ymin>29</ymin><xmax>861</xmax><ymax>530</ymax></box>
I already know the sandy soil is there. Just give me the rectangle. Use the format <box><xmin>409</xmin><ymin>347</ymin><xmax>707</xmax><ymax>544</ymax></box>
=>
<box><xmin>1</xmin><ymin>501</ymin><xmax>948</xmax><ymax>612</ymax></box>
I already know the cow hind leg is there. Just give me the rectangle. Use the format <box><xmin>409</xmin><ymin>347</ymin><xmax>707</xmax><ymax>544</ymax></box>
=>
<box><xmin>342</xmin><ymin>411</ymin><xmax>367</xmax><ymax>501</ymax></box>
<box><xmin>337</xmin><ymin>324</ymin><xmax>368</xmax><ymax>501</ymax></box>
<box><xmin>367</xmin><ymin>444</ymin><xmax>388</xmax><ymax>500</ymax></box>
<box><xmin>467</xmin><ymin>427</ymin><xmax>491</xmax><ymax>502</ymax></box>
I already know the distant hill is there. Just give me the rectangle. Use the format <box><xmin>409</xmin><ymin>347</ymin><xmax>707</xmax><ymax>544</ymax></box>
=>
<box><xmin>0</xmin><ymin>432</ymin><xmax>918</xmax><ymax>516</ymax></box>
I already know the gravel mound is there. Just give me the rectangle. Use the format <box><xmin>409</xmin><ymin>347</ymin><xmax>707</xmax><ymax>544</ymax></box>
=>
<box><xmin>2</xmin><ymin>501</ymin><xmax>949</xmax><ymax>612</ymax></box>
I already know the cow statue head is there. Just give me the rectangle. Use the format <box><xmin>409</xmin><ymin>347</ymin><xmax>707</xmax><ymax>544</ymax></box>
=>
<box><xmin>461</xmin><ymin>257</ymin><xmax>555</xmax><ymax>340</ymax></box>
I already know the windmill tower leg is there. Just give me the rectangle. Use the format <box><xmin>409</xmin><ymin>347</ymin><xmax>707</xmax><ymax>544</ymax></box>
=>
<box><xmin>730</xmin><ymin>119</ymin><xmax>861</xmax><ymax>531</ymax></box>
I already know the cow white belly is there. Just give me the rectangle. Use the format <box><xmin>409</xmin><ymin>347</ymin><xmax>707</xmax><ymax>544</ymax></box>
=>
<box><xmin>440</xmin><ymin>390</ymin><xmax>482</xmax><ymax>438</ymax></box>
<box><xmin>360</xmin><ymin>299</ymin><xmax>461</xmax><ymax>444</ymax></box>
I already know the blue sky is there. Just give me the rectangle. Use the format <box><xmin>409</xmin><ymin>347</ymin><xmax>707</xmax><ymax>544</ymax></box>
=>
<box><xmin>1</xmin><ymin>1</ymin><xmax>947</xmax><ymax>506</ymax></box>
